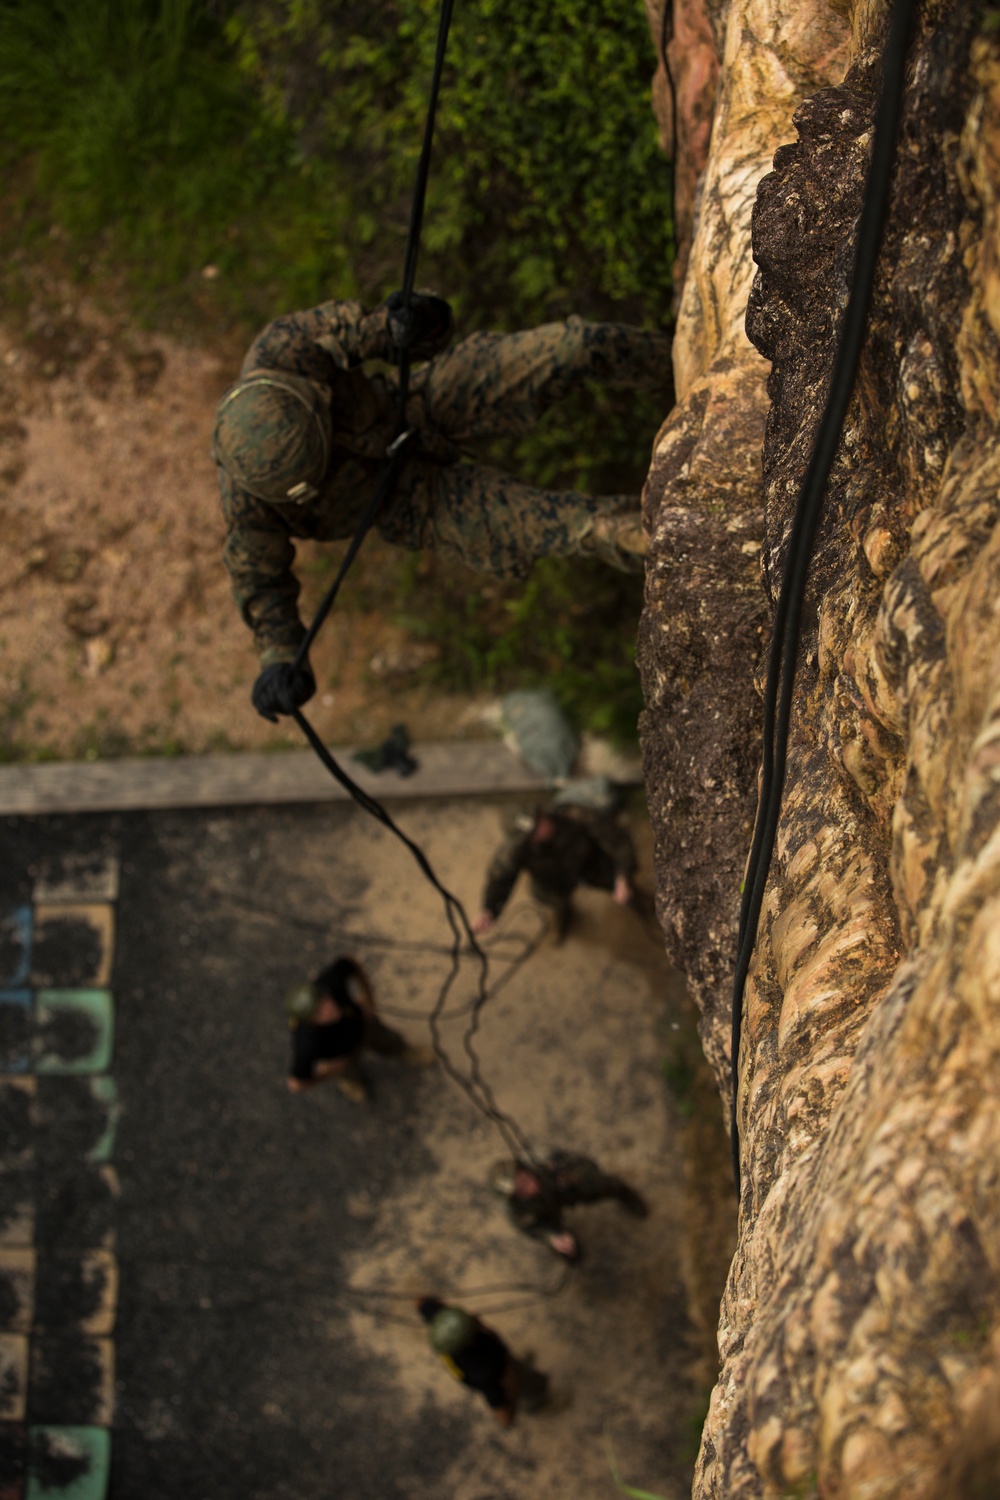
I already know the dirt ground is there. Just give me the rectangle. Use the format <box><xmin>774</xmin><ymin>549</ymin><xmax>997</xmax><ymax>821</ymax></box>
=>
<box><xmin>2</xmin><ymin>794</ymin><xmax>737</xmax><ymax>1498</ymax></box>
<box><xmin>0</xmin><ymin>273</ymin><xmax>504</xmax><ymax>764</ymax></box>
<box><xmin>111</xmin><ymin>797</ymin><xmax>737</xmax><ymax>1497</ymax></box>
<box><xmin>310</xmin><ymin>805</ymin><xmax>728</xmax><ymax>1498</ymax></box>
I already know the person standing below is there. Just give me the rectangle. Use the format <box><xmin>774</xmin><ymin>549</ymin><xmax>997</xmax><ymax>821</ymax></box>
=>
<box><xmin>488</xmin><ymin>1150</ymin><xmax>649</xmax><ymax>1260</ymax></box>
<box><xmin>417</xmin><ymin>1297</ymin><xmax>549</xmax><ymax>1426</ymax></box>
<box><xmin>471</xmin><ymin>804</ymin><xmax>639</xmax><ymax>939</ymax></box>
<box><xmin>285</xmin><ymin>955</ymin><xmax>430</xmax><ymax>1100</ymax></box>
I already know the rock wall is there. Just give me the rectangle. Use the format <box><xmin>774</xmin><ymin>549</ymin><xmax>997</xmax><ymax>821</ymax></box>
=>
<box><xmin>638</xmin><ymin>2</ymin><xmax>1000</xmax><ymax>1495</ymax></box>
<box><xmin>639</xmin><ymin>0</ymin><xmax>851</xmax><ymax>1096</ymax></box>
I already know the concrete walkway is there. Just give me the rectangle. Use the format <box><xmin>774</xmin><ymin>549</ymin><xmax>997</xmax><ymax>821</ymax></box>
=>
<box><xmin>0</xmin><ymin>742</ymin><xmax>641</xmax><ymax>817</ymax></box>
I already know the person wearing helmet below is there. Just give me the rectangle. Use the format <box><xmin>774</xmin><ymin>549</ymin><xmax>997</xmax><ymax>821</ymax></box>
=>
<box><xmin>285</xmin><ymin>955</ymin><xmax>431</xmax><ymax>1101</ymax></box>
<box><xmin>471</xmin><ymin>801</ymin><xmax>639</xmax><ymax>942</ymax></box>
<box><xmin>213</xmin><ymin>291</ymin><xmax>672</xmax><ymax>722</ymax></box>
<box><xmin>417</xmin><ymin>1297</ymin><xmax>549</xmax><ymax>1426</ymax></box>
<box><xmin>489</xmin><ymin>1150</ymin><xmax>649</xmax><ymax>1261</ymax></box>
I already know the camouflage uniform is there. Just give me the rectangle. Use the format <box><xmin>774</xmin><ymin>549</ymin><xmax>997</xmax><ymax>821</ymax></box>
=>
<box><xmin>481</xmin><ymin>805</ymin><xmax>638</xmax><ymax>923</ymax></box>
<box><xmin>218</xmin><ymin>299</ymin><xmax>671</xmax><ymax>666</ymax></box>
<box><xmin>498</xmin><ymin>1151</ymin><xmax>648</xmax><ymax>1250</ymax></box>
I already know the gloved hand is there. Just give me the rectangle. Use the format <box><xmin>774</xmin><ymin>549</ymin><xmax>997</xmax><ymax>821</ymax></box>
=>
<box><xmin>386</xmin><ymin>290</ymin><xmax>453</xmax><ymax>359</ymax></box>
<box><xmin>251</xmin><ymin>662</ymin><xmax>316</xmax><ymax>723</ymax></box>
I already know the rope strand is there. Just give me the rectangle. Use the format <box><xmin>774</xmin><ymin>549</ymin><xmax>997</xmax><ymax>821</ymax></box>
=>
<box><xmin>292</xmin><ymin>707</ymin><xmax>536</xmax><ymax>1160</ymax></box>
<box><xmin>728</xmin><ymin>0</ymin><xmax>917</xmax><ymax>1196</ymax></box>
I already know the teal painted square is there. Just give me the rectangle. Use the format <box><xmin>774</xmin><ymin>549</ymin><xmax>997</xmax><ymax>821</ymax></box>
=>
<box><xmin>33</xmin><ymin>994</ymin><xmax>113</xmax><ymax>1076</ymax></box>
<box><xmin>85</xmin><ymin>1080</ymin><xmax>119</xmax><ymax>1165</ymax></box>
<box><xmin>0</xmin><ymin>991</ymin><xmax>32</xmax><ymax>1074</ymax></box>
<box><xmin>27</xmin><ymin>1426</ymin><xmax>110</xmax><ymax>1500</ymax></box>
<box><xmin>0</xmin><ymin>908</ymin><xmax>31</xmax><ymax>988</ymax></box>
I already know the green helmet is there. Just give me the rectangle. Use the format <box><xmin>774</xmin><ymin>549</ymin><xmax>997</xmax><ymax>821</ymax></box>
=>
<box><xmin>285</xmin><ymin>982</ymin><xmax>321</xmax><ymax>1023</ymax></box>
<box><xmin>428</xmin><ymin>1306</ymin><xmax>476</xmax><ymax>1356</ymax></box>
<box><xmin>212</xmin><ymin>369</ymin><xmax>332</xmax><ymax>504</ymax></box>
<box><xmin>489</xmin><ymin>1158</ymin><xmax>518</xmax><ymax>1196</ymax></box>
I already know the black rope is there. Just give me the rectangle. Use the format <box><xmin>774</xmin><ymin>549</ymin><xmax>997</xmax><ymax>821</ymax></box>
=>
<box><xmin>114</xmin><ymin>1252</ymin><xmax>570</xmax><ymax>1325</ymax></box>
<box><xmin>400</xmin><ymin>0</ymin><xmax>456</xmax><ymax>308</ymax></box>
<box><xmin>290</xmin><ymin>0</ymin><xmax>455</xmax><ymax>671</ymax></box>
<box><xmin>379</xmin><ymin>910</ymin><xmax>547</xmax><ymax>1020</ymax></box>
<box><xmin>204</xmin><ymin>885</ymin><xmax>546</xmax><ymax>1021</ymax></box>
<box><xmin>729</xmin><ymin>0</ymin><xmax>917</xmax><ymax>1197</ymax></box>
<box><xmin>342</xmin><ymin>1261</ymin><xmax>572</xmax><ymax>1313</ymax></box>
<box><xmin>274</xmin><ymin>0</ymin><xmax>538</xmax><ymax>1162</ymax></box>
<box><xmin>292</xmin><ymin>708</ymin><xmax>536</xmax><ymax>1162</ymax></box>
<box><xmin>290</xmin><ymin>437</ymin><xmax>413</xmax><ymax>669</ymax></box>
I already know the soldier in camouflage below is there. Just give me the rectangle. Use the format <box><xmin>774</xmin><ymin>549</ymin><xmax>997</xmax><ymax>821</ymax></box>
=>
<box><xmin>418</xmin><ymin>1297</ymin><xmax>550</xmax><ymax>1425</ymax></box>
<box><xmin>470</xmin><ymin>803</ymin><xmax>639</xmax><ymax>939</ymax></box>
<box><xmin>211</xmin><ymin>292</ymin><xmax>672</xmax><ymax>719</ymax></box>
<box><xmin>489</xmin><ymin>1151</ymin><xmax>649</xmax><ymax>1261</ymax></box>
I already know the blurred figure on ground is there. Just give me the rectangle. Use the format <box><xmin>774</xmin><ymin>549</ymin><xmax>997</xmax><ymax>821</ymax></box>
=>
<box><xmin>285</xmin><ymin>955</ymin><xmax>432</xmax><ymax>1100</ymax></box>
<box><xmin>489</xmin><ymin>1149</ymin><xmax>649</xmax><ymax>1260</ymax></box>
<box><xmin>418</xmin><ymin>1296</ymin><xmax>549</xmax><ymax>1426</ymax></box>
<box><xmin>471</xmin><ymin>802</ymin><xmax>639</xmax><ymax>940</ymax></box>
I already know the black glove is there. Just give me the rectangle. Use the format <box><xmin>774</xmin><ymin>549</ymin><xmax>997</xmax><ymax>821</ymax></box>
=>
<box><xmin>385</xmin><ymin>291</ymin><xmax>453</xmax><ymax>359</ymax></box>
<box><xmin>251</xmin><ymin>662</ymin><xmax>316</xmax><ymax>723</ymax></box>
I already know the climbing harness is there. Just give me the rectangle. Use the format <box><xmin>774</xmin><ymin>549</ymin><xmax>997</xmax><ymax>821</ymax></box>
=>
<box><xmin>728</xmin><ymin>0</ymin><xmax>917</xmax><ymax>1196</ymax></box>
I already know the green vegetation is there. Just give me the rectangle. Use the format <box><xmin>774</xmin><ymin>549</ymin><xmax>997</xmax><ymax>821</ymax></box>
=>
<box><xmin>1</xmin><ymin>0</ymin><xmax>672</xmax><ymax>745</ymax></box>
<box><xmin>228</xmin><ymin>0</ymin><xmax>673</xmax><ymax>323</ymax></box>
<box><xmin>0</xmin><ymin>0</ymin><xmax>670</xmax><ymax>328</ymax></box>
<box><xmin>684</xmin><ymin>1390</ymin><xmax>714</xmax><ymax>1463</ymax></box>
<box><xmin>394</xmin><ymin>554</ymin><xmax>646</xmax><ymax>745</ymax></box>
<box><xmin>661</xmin><ymin>1046</ymin><xmax>697</xmax><ymax>1118</ymax></box>
<box><xmin>0</xmin><ymin>667</ymin><xmax>37</xmax><ymax>764</ymax></box>
<box><xmin>0</xmin><ymin>0</ymin><xmax>311</xmax><ymax>319</ymax></box>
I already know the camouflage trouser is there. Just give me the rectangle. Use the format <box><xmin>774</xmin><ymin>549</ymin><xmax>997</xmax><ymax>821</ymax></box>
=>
<box><xmin>381</xmin><ymin>316</ymin><xmax>671</xmax><ymax>578</ymax></box>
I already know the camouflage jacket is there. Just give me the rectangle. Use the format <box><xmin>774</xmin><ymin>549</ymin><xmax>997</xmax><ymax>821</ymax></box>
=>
<box><xmin>504</xmin><ymin>1152</ymin><xmax>614</xmax><ymax>1241</ymax></box>
<box><xmin>219</xmin><ymin>299</ymin><xmax>408</xmax><ymax>666</ymax></box>
<box><xmin>482</xmin><ymin>809</ymin><xmax>637</xmax><ymax>917</ymax></box>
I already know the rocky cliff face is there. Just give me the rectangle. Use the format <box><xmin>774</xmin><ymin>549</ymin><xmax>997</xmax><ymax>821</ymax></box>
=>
<box><xmin>638</xmin><ymin>3</ymin><xmax>1000</xmax><ymax>1495</ymax></box>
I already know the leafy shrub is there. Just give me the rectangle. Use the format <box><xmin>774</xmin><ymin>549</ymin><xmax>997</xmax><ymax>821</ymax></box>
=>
<box><xmin>0</xmin><ymin>0</ymin><xmax>310</xmax><ymax>304</ymax></box>
<box><xmin>393</xmin><ymin>553</ymin><xmax>646</xmax><ymax>746</ymax></box>
<box><xmin>227</xmin><ymin>0</ymin><xmax>673</xmax><ymax>325</ymax></box>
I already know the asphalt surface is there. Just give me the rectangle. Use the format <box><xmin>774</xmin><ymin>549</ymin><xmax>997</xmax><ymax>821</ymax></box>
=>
<box><xmin>0</xmin><ymin>798</ymin><xmax>711</xmax><ymax>1500</ymax></box>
